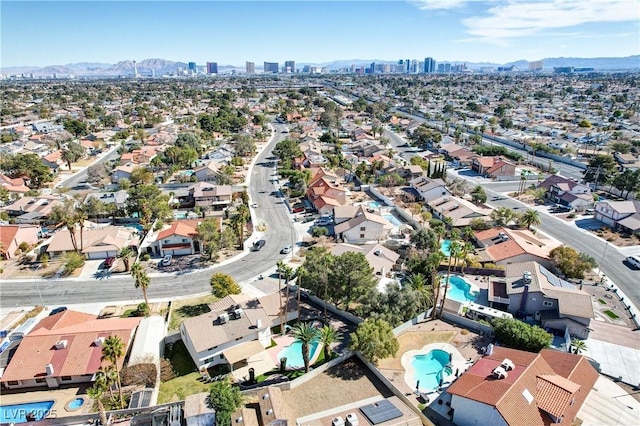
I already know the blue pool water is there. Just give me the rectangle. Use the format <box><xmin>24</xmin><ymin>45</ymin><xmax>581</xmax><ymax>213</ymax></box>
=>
<box><xmin>440</xmin><ymin>240</ymin><xmax>452</xmax><ymax>256</ymax></box>
<box><xmin>68</xmin><ymin>398</ymin><xmax>85</xmax><ymax>410</ymax></box>
<box><xmin>277</xmin><ymin>340</ymin><xmax>321</xmax><ymax>369</ymax></box>
<box><xmin>368</xmin><ymin>201</ymin><xmax>383</xmax><ymax>208</ymax></box>
<box><xmin>383</xmin><ymin>214</ymin><xmax>402</xmax><ymax>226</ymax></box>
<box><xmin>1</xmin><ymin>400</ymin><xmax>55</xmax><ymax>423</ymax></box>
<box><xmin>125</xmin><ymin>223</ymin><xmax>144</xmax><ymax>232</ymax></box>
<box><xmin>173</xmin><ymin>211</ymin><xmax>189</xmax><ymax>219</ymax></box>
<box><xmin>412</xmin><ymin>349</ymin><xmax>452</xmax><ymax>391</ymax></box>
<box><xmin>444</xmin><ymin>275</ymin><xmax>479</xmax><ymax>303</ymax></box>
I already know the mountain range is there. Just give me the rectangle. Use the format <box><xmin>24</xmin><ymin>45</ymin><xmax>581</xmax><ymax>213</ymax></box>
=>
<box><xmin>3</xmin><ymin>56</ymin><xmax>639</xmax><ymax>76</ymax></box>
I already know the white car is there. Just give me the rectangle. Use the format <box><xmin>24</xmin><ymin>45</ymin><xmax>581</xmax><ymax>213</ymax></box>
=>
<box><xmin>251</xmin><ymin>202</ymin><xmax>259</xmax><ymax>208</ymax></box>
<box><xmin>162</xmin><ymin>255</ymin><xmax>172</xmax><ymax>266</ymax></box>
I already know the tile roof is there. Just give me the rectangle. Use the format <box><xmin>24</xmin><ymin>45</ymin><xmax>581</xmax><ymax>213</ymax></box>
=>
<box><xmin>157</xmin><ymin>221</ymin><xmax>198</xmax><ymax>240</ymax></box>
<box><xmin>1</xmin><ymin>310</ymin><xmax>140</xmax><ymax>382</ymax></box>
<box><xmin>47</xmin><ymin>226</ymin><xmax>137</xmax><ymax>254</ymax></box>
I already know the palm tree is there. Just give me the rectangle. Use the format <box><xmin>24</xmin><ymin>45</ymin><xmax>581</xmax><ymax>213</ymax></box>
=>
<box><xmin>276</xmin><ymin>260</ymin><xmax>293</xmax><ymax>336</ymax></box>
<box><xmin>440</xmin><ymin>241</ymin><xmax>462</xmax><ymax>318</ymax></box>
<box><xmin>290</xmin><ymin>322</ymin><xmax>320</xmax><ymax>373</ymax></box>
<box><xmin>519</xmin><ymin>209</ymin><xmax>541</xmax><ymax>230</ymax></box>
<box><xmin>118</xmin><ymin>247</ymin><xmax>133</xmax><ymax>272</ymax></box>
<box><xmin>130</xmin><ymin>262</ymin><xmax>150</xmax><ymax>310</ymax></box>
<box><xmin>318</xmin><ymin>325</ymin><xmax>343</xmax><ymax>360</ymax></box>
<box><xmin>65</xmin><ymin>218</ymin><xmax>79</xmax><ymax>252</ymax></box>
<box><xmin>94</xmin><ymin>365</ymin><xmax>117</xmax><ymax>403</ymax></box>
<box><xmin>75</xmin><ymin>209</ymin><xmax>87</xmax><ymax>252</ymax></box>
<box><xmin>460</xmin><ymin>242</ymin><xmax>475</xmax><ymax>274</ymax></box>
<box><xmin>406</xmin><ymin>272</ymin><xmax>433</xmax><ymax>313</ymax></box>
<box><xmin>427</xmin><ymin>251</ymin><xmax>446</xmax><ymax>319</ymax></box>
<box><xmin>102</xmin><ymin>335</ymin><xmax>125</xmax><ymax>409</ymax></box>
<box><xmin>86</xmin><ymin>382</ymin><xmax>108</xmax><ymax>426</ymax></box>
<box><xmin>571</xmin><ymin>338</ymin><xmax>587</xmax><ymax>354</ymax></box>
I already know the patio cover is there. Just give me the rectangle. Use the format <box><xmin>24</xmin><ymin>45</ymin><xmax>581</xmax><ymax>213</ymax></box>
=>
<box><xmin>223</xmin><ymin>340</ymin><xmax>265</xmax><ymax>365</ymax></box>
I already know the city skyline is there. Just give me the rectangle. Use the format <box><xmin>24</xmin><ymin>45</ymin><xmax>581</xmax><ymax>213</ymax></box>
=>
<box><xmin>1</xmin><ymin>0</ymin><xmax>639</xmax><ymax>67</ymax></box>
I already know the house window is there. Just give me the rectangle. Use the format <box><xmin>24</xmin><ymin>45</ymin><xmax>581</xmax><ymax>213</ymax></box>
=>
<box><xmin>360</xmin><ymin>227</ymin><xmax>366</xmax><ymax>231</ymax></box>
<box><xmin>35</xmin><ymin>378</ymin><xmax>46</xmax><ymax>383</ymax></box>
<box><xmin>360</xmin><ymin>234</ymin><xmax>365</xmax><ymax>239</ymax></box>
<box><xmin>182</xmin><ymin>239</ymin><xmax>188</xmax><ymax>243</ymax></box>
<box><xmin>61</xmin><ymin>376</ymin><xmax>72</xmax><ymax>381</ymax></box>
<box><xmin>164</xmin><ymin>240</ymin><xmax>170</xmax><ymax>244</ymax></box>
<box><xmin>7</xmin><ymin>381</ymin><xmax>19</xmax><ymax>386</ymax></box>
<box><xmin>542</xmin><ymin>301</ymin><xmax>553</xmax><ymax>308</ymax></box>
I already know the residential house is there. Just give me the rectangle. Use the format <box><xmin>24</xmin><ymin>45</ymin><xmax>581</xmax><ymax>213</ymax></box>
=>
<box><xmin>193</xmin><ymin>162</ymin><xmax>221</xmax><ymax>183</ymax></box>
<box><xmin>111</xmin><ymin>163</ymin><xmax>136</xmax><ymax>183</ymax></box>
<box><xmin>471</xmin><ymin>156</ymin><xmax>516</xmax><ymax>178</ymax></box>
<box><xmin>203</xmin><ymin>146</ymin><xmax>234</xmax><ymax>164</ymax></box>
<box><xmin>0</xmin><ymin>224</ymin><xmax>40</xmax><ymax>260</ymax></box>
<box><xmin>594</xmin><ymin>200</ymin><xmax>640</xmax><ymax>234</ymax></box>
<box><xmin>474</xmin><ymin>227</ymin><xmax>560</xmax><ymax>269</ymax></box>
<box><xmin>439</xmin><ymin>143</ymin><xmax>475</xmax><ymax>165</ymax></box>
<box><xmin>0</xmin><ymin>173</ymin><xmax>30</xmax><ymax>199</ymax></box>
<box><xmin>153</xmin><ymin>220</ymin><xmax>200</xmax><ymax>256</ymax></box>
<box><xmin>490</xmin><ymin>261</ymin><xmax>594</xmax><ymax>338</ymax></box>
<box><xmin>0</xmin><ymin>310</ymin><xmax>140</xmax><ymax>389</ymax></box>
<box><xmin>447</xmin><ymin>346</ymin><xmax>599</xmax><ymax>426</ymax></box>
<box><xmin>188</xmin><ymin>182</ymin><xmax>233</xmax><ymax>210</ymax></box>
<box><xmin>32</xmin><ymin>122</ymin><xmax>64</xmax><ymax>134</ymax></box>
<box><xmin>3</xmin><ymin>195</ymin><xmax>64</xmax><ymax>224</ymax></box>
<box><xmin>538</xmin><ymin>175</ymin><xmax>593</xmax><ymax>210</ymax></box>
<box><xmin>409</xmin><ymin>176</ymin><xmax>450</xmax><ymax>202</ymax></box>
<box><xmin>427</xmin><ymin>195</ymin><xmax>493</xmax><ymax>228</ymax></box>
<box><xmin>331</xmin><ymin>243</ymin><xmax>400</xmax><ymax>277</ymax></box>
<box><xmin>41</xmin><ymin>150</ymin><xmax>65</xmax><ymax>172</ymax></box>
<box><xmin>47</xmin><ymin>226</ymin><xmax>139</xmax><ymax>259</ymax></box>
<box><xmin>391</xmin><ymin>164</ymin><xmax>423</xmax><ymax>180</ymax></box>
<box><xmin>180</xmin><ymin>292</ymin><xmax>297</xmax><ymax>371</ymax></box>
<box><xmin>613</xmin><ymin>152</ymin><xmax>640</xmax><ymax>171</ymax></box>
<box><xmin>84</xmin><ymin>190</ymin><xmax>129</xmax><ymax>211</ymax></box>
<box><xmin>333</xmin><ymin>206</ymin><xmax>391</xmax><ymax>244</ymax></box>
<box><xmin>306</xmin><ymin>169</ymin><xmax>348</xmax><ymax>214</ymax></box>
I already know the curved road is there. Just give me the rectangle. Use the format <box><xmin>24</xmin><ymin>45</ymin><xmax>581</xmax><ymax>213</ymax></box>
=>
<box><xmin>0</xmin><ymin>124</ymin><xmax>296</xmax><ymax>308</ymax></box>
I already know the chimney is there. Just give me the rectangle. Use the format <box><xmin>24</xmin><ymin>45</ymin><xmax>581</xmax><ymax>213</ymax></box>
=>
<box><xmin>518</xmin><ymin>272</ymin><xmax>532</xmax><ymax>318</ymax></box>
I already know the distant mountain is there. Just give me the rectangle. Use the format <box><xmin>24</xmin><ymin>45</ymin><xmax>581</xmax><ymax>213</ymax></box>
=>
<box><xmin>3</xmin><ymin>55</ymin><xmax>638</xmax><ymax>76</ymax></box>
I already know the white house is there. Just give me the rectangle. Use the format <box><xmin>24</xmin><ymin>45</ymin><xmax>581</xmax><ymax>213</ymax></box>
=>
<box><xmin>334</xmin><ymin>207</ymin><xmax>391</xmax><ymax>244</ymax></box>
<box><xmin>409</xmin><ymin>176</ymin><xmax>450</xmax><ymax>202</ymax></box>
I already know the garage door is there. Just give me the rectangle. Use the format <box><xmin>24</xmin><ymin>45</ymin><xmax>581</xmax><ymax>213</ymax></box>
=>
<box><xmin>164</xmin><ymin>248</ymin><xmax>192</xmax><ymax>256</ymax></box>
<box><xmin>87</xmin><ymin>252</ymin><xmax>109</xmax><ymax>260</ymax></box>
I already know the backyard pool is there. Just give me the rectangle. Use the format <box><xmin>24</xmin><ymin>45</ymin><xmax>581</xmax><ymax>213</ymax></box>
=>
<box><xmin>125</xmin><ymin>223</ymin><xmax>144</xmax><ymax>232</ymax></box>
<box><xmin>67</xmin><ymin>397</ymin><xmax>85</xmax><ymax>410</ymax></box>
<box><xmin>412</xmin><ymin>349</ymin><xmax>452</xmax><ymax>392</ymax></box>
<box><xmin>383</xmin><ymin>214</ymin><xmax>402</xmax><ymax>226</ymax></box>
<box><xmin>444</xmin><ymin>275</ymin><xmax>479</xmax><ymax>303</ymax></box>
<box><xmin>368</xmin><ymin>201</ymin><xmax>383</xmax><ymax>208</ymax></box>
<box><xmin>277</xmin><ymin>340</ymin><xmax>321</xmax><ymax>369</ymax></box>
<box><xmin>1</xmin><ymin>400</ymin><xmax>55</xmax><ymax>423</ymax></box>
<box><xmin>440</xmin><ymin>239</ymin><xmax>452</xmax><ymax>256</ymax></box>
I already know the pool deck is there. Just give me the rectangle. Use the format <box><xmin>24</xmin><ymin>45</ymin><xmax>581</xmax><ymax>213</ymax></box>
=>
<box><xmin>0</xmin><ymin>385</ymin><xmax>92</xmax><ymax>419</ymax></box>
<box><xmin>401</xmin><ymin>343</ymin><xmax>468</xmax><ymax>397</ymax></box>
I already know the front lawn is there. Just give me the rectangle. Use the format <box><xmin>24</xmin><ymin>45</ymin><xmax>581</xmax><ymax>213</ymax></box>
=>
<box><xmin>604</xmin><ymin>310</ymin><xmax>620</xmax><ymax>319</ymax></box>
<box><xmin>158</xmin><ymin>372</ymin><xmax>211</xmax><ymax>404</ymax></box>
<box><xmin>168</xmin><ymin>294</ymin><xmax>219</xmax><ymax>331</ymax></box>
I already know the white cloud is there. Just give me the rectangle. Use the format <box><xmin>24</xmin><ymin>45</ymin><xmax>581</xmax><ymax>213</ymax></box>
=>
<box><xmin>410</xmin><ymin>0</ymin><xmax>471</xmax><ymax>10</ymax></box>
<box><xmin>462</xmin><ymin>0</ymin><xmax>638</xmax><ymax>41</ymax></box>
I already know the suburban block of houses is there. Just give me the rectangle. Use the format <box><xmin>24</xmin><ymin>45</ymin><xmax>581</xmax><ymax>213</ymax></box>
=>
<box><xmin>47</xmin><ymin>225</ymin><xmax>139</xmax><ymax>259</ymax></box>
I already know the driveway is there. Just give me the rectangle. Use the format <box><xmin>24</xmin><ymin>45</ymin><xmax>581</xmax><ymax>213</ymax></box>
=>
<box><xmin>584</xmin><ymin>337</ymin><xmax>640</xmax><ymax>386</ymax></box>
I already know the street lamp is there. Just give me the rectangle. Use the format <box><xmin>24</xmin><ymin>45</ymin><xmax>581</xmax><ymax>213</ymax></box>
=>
<box><xmin>33</xmin><ymin>264</ymin><xmax>45</xmax><ymax>308</ymax></box>
<box><xmin>599</xmin><ymin>242</ymin><xmax>609</xmax><ymax>277</ymax></box>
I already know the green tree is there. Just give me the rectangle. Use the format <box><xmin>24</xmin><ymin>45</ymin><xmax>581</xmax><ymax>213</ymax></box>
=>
<box><xmin>206</xmin><ymin>380</ymin><xmax>245</xmax><ymax>426</ymax></box>
<box><xmin>86</xmin><ymin>382</ymin><xmax>108</xmax><ymax>426</ymax></box>
<box><xmin>130</xmin><ymin>167</ymin><xmax>155</xmax><ymax>185</ymax></box>
<box><xmin>612</xmin><ymin>169</ymin><xmax>640</xmax><ymax>199</ymax></box>
<box><xmin>583</xmin><ymin>155</ymin><xmax>618</xmax><ymax>186</ymax></box>
<box><xmin>300</xmin><ymin>246</ymin><xmax>333</xmax><ymax>298</ymax></box>
<box><xmin>126</xmin><ymin>184</ymin><xmax>171</xmax><ymax>226</ymax></box>
<box><xmin>406</xmin><ymin>272</ymin><xmax>433</xmax><ymax>312</ymax></box>
<box><xmin>518</xmin><ymin>209</ymin><xmax>541</xmax><ymax>230</ymax></box>
<box><xmin>130</xmin><ymin>262</ymin><xmax>150</xmax><ymax>310</ymax></box>
<box><xmin>471</xmin><ymin>185</ymin><xmax>487</xmax><ymax>205</ymax></box>
<box><xmin>328</xmin><ymin>252</ymin><xmax>377</xmax><ymax>308</ymax></box>
<box><xmin>195</xmin><ymin>218</ymin><xmax>221</xmax><ymax>260</ymax></box>
<box><xmin>63</xmin><ymin>118</ymin><xmax>88</xmax><ymax>138</ymax></box>
<box><xmin>319</xmin><ymin>325</ymin><xmax>343</xmax><ymax>360</ymax></box>
<box><xmin>273</xmin><ymin>139</ymin><xmax>302</xmax><ymax>170</ymax></box>
<box><xmin>290</xmin><ymin>322</ymin><xmax>321</xmax><ymax>372</ymax></box>
<box><xmin>491</xmin><ymin>207</ymin><xmax>518</xmax><ymax>227</ymax></box>
<box><xmin>350</xmin><ymin>318</ymin><xmax>399</xmax><ymax>365</ymax></box>
<box><xmin>549</xmin><ymin>246</ymin><xmax>597</xmax><ymax>279</ymax></box>
<box><xmin>570</xmin><ymin>338</ymin><xmax>587</xmax><ymax>354</ymax></box>
<box><xmin>410</xmin><ymin>228</ymin><xmax>438</xmax><ymax>251</ymax></box>
<box><xmin>210</xmin><ymin>273</ymin><xmax>241</xmax><ymax>298</ymax></box>
<box><xmin>492</xmin><ymin>318</ymin><xmax>552</xmax><ymax>353</ymax></box>
<box><xmin>118</xmin><ymin>247</ymin><xmax>133</xmax><ymax>272</ymax></box>
<box><xmin>0</xmin><ymin>153</ymin><xmax>53</xmax><ymax>188</ymax></box>
<box><xmin>102</xmin><ymin>335</ymin><xmax>126</xmax><ymax>409</ymax></box>
<box><xmin>440</xmin><ymin>241</ymin><xmax>462</xmax><ymax>318</ymax></box>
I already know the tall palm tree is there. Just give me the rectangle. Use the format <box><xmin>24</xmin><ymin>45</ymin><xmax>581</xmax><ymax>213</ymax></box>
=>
<box><xmin>94</xmin><ymin>365</ymin><xmax>117</xmax><ymax>402</ymax></box>
<box><xmin>86</xmin><ymin>382</ymin><xmax>108</xmax><ymax>426</ymax></box>
<box><xmin>519</xmin><ymin>209</ymin><xmax>541</xmax><ymax>230</ymax></box>
<box><xmin>460</xmin><ymin>242</ymin><xmax>475</xmax><ymax>274</ymax></box>
<box><xmin>406</xmin><ymin>272</ymin><xmax>433</xmax><ymax>313</ymax></box>
<box><xmin>130</xmin><ymin>262</ymin><xmax>150</xmax><ymax>309</ymax></box>
<box><xmin>318</xmin><ymin>325</ymin><xmax>343</xmax><ymax>360</ymax></box>
<box><xmin>276</xmin><ymin>260</ymin><xmax>293</xmax><ymax>336</ymax></box>
<box><xmin>75</xmin><ymin>209</ymin><xmax>87</xmax><ymax>252</ymax></box>
<box><xmin>440</xmin><ymin>241</ymin><xmax>462</xmax><ymax>318</ymax></box>
<box><xmin>290</xmin><ymin>322</ymin><xmax>320</xmax><ymax>373</ymax></box>
<box><xmin>118</xmin><ymin>247</ymin><xmax>133</xmax><ymax>272</ymax></box>
<box><xmin>102</xmin><ymin>335</ymin><xmax>125</xmax><ymax>409</ymax></box>
<box><xmin>427</xmin><ymin>251</ymin><xmax>446</xmax><ymax>319</ymax></box>
<box><xmin>65</xmin><ymin>219</ymin><xmax>79</xmax><ymax>252</ymax></box>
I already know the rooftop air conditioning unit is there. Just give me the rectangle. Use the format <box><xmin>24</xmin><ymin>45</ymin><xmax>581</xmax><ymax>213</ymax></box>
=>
<box><xmin>523</xmin><ymin>271</ymin><xmax>532</xmax><ymax>284</ymax></box>
<box><xmin>346</xmin><ymin>413</ymin><xmax>359</xmax><ymax>426</ymax></box>
<box><xmin>501</xmin><ymin>358</ymin><xmax>514</xmax><ymax>371</ymax></box>
<box><xmin>265</xmin><ymin>409</ymin><xmax>273</xmax><ymax>416</ymax></box>
<box><xmin>55</xmin><ymin>340</ymin><xmax>68</xmax><ymax>350</ymax></box>
<box><xmin>374</xmin><ymin>249</ymin><xmax>381</xmax><ymax>256</ymax></box>
<box><xmin>492</xmin><ymin>366</ymin><xmax>508</xmax><ymax>379</ymax></box>
<box><xmin>234</xmin><ymin>308</ymin><xmax>244</xmax><ymax>319</ymax></box>
<box><xmin>218</xmin><ymin>313</ymin><xmax>229</xmax><ymax>324</ymax></box>
<box><xmin>94</xmin><ymin>337</ymin><xmax>105</xmax><ymax>347</ymax></box>
<box><xmin>332</xmin><ymin>417</ymin><xmax>345</xmax><ymax>426</ymax></box>
<box><xmin>45</xmin><ymin>363</ymin><xmax>54</xmax><ymax>376</ymax></box>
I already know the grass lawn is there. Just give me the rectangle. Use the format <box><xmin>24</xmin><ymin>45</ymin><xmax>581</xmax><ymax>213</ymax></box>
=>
<box><xmin>165</xmin><ymin>340</ymin><xmax>197</xmax><ymax>376</ymax></box>
<box><xmin>604</xmin><ymin>310</ymin><xmax>620</xmax><ymax>319</ymax></box>
<box><xmin>377</xmin><ymin>331</ymin><xmax>456</xmax><ymax>371</ymax></box>
<box><xmin>598</xmin><ymin>299</ymin><xmax>607</xmax><ymax>305</ymax></box>
<box><xmin>168</xmin><ymin>294</ymin><xmax>219</xmax><ymax>331</ymax></box>
<box><xmin>158</xmin><ymin>372</ymin><xmax>211</xmax><ymax>404</ymax></box>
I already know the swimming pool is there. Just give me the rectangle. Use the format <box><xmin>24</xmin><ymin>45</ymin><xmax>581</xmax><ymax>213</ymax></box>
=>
<box><xmin>444</xmin><ymin>275</ymin><xmax>479</xmax><ymax>303</ymax></box>
<box><xmin>411</xmin><ymin>349</ymin><xmax>452</xmax><ymax>391</ymax></box>
<box><xmin>0</xmin><ymin>400</ymin><xmax>55</xmax><ymax>423</ymax></box>
<box><xmin>368</xmin><ymin>201</ymin><xmax>383</xmax><ymax>208</ymax></box>
<box><xmin>440</xmin><ymin>239</ymin><xmax>451</xmax><ymax>256</ymax></box>
<box><xmin>277</xmin><ymin>340</ymin><xmax>321</xmax><ymax>369</ymax></box>
<box><xmin>67</xmin><ymin>397</ymin><xmax>85</xmax><ymax>410</ymax></box>
<box><xmin>125</xmin><ymin>223</ymin><xmax>144</xmax><ymax>232</ymax></box>
<box><xmin>383</xmin><ymin>214</ymin><xmax>402</xmax><ymax>226</ymax></box>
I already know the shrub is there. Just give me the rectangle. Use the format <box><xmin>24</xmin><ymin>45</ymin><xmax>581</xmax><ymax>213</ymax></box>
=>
<box><xmin>38</xmin><ymin>252</ymin><xmax>49</xmax><ymax>267</ymax></box>
<box><xmin>18</xmin><ymin>241</ymin><xmax>30</xmax><ymax>252</ymax></box>
<box><xmin>62</xmin><ymin>252</ymin><xmax>85</xmax><ymax>276</ymax></box>
<box><xmin>210</xmin><ymin>273</ymin><xmax>241</xmax><ymax>298</ymax></box>
<box><xmin>121</xmin><ymin>363</ymin><xmax>157</xmax><ymax>387</ymax></box>
<box><xmin>311</xmin><ymin>226</ymin><xmax>328</xmax><ymax>238</ymax></box>
<box><xmin>141</xmin><ymin>253</ymin><xmax>151</xmax><ymax>261</ymax></box>
<box><xmin>160</xmin><ymin>358</ymin><xmax>176</xmax><ymax>382</ymax></box>
<box><xmin>137</xmin><ymin>302</ymin><xmax>150</xmax><ymax>316</ymax></box>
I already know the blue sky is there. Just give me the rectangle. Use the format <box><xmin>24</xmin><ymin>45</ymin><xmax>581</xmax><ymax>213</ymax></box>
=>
<box><xmin>2</xmin><ymin>0</ymin><xmax>638</xmax><ymax>67</ymax></box>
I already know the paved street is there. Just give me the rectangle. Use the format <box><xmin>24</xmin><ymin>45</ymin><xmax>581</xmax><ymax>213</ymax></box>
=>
<box><xmin>0</xmin><ymin>124</ymin><xmax>297</xmax><ymax>309</ymax></box>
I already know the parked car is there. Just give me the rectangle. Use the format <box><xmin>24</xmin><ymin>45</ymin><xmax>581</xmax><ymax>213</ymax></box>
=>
<box><xmin>49</xmin><ymin>307</ymin><xmax>67</xmax><ymax>316</ymax></box>
<box><xmin>103</xmin><ymin>256</ymin><xmax>116</xmax><ymax>269</ymax></box>
<box><xmin>253</xmin><ymin>240</ymin><xmax>266</xmax><ymax>251</ymax></box>
<box><xmin>625</xmin><ymin>255</ymin><xmax>640</xmax><ymax>269</ymax></box>
<box><xmin>250</xmin><ymin>202</ymin><xmax>259</xmax><ymax>208</ymax></box>
<box><xmin>315</xmin><ymin>218</ymin><xmax>333</xmax><ymax>226</ymax></box>
<box><xmin>162</xmin><ymin>255</ymin><xmax>172</xmax><ymax>266</ymax></box>
<box><xmin>281</xmin><ymin>245</ymin><xmax>292</xmax><ymax>254</ymax></box>
<box><xmin>292</xmin><ymin>204</ymin><xmax>305</xmax><ymax>213</ymax></box>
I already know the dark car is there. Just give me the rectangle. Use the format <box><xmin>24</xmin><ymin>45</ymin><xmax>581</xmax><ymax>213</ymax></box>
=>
<box><xmin>253</xmin><ymin>240</ymin><xmax>266</xmax><ymax>251</ymax></box>
<box><xmin>49</xmin><ymin>307</ymin><xmax>68</xmax><ymax>316</ymax></box>
<box><xmin>103</xmin><ymin>256</ymin><xmax>116</xmax><ymax>269</ymax></box>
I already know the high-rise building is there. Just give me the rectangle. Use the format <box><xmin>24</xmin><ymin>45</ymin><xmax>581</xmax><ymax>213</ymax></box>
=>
<box><xmin>133</xmin><ymin>60</ymin><xmax>139</xmax><ymax>78</ymax></box>
<box><xmin>206</xmin><ymin>62</ymin><xmax>218</xmax><ymax>74</ymax></box>
<box><xmin>529</xmin><ymin>61</ymin><xmax>544</xmax><ymax>72</ymax></box>
<box><xmin>405</xmin><ymin>59</ymin><xmax>411</xmax><ymax>73</ymax></box>
<box><xmin>188</xmin><ymin>62</ymin><xmax>197</xmax><ymax>74</ymax></box>
<box><xmin>246</xmin><ymin>61</ymin><xmax>255</xmax><ymax>74</ymax></box>
<box><xmin>423</xmin><ymin>57</ymin><xmax>436</xmax><ymax>73</ymax></box>
<box><xmin>263</xmin><ymin>62</ymin><xmax>279</xmax><ymax>73</ymax></box>
<box><xmin>284</xmin><ymin>60</ymin><xmax>295</xmax><ymax>73</ymax></box>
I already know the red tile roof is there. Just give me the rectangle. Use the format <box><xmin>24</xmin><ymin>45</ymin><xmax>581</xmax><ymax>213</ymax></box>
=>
<box><xmin>157</xmin><ymin>221</ymin><xmax>197</xmax><ymax>240</ymax></box>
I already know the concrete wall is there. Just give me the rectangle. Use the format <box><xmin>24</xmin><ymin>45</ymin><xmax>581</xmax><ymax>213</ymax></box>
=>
<box><xmin>366</xmin><ymin>187</ymin><xmax>394</xmax><ymax>206</ymax></box>
<box><xmin>441</xmin><ymin>311</ymin><xmax>494</xmax><ymax>335</ymax></box>
<box><xmin>392</xmin><ymin>206</ymin><xmax>420</xmax><ymax>230</ymax></box>
<box><xmin>392</xmin><ymin>311</ymin><xmax>432</xmax><ymax>336</ymax></box>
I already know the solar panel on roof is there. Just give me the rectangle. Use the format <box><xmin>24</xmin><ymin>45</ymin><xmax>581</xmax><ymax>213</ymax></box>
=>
<box><xmin>539</xmin><ymin>265</ymin><xmax>575</xmax><ymax>289</ymax></box>
<box><xmin>360</xmin><ymin>400</ymin><xmax>403</xmax><ymax>425</ymax></box>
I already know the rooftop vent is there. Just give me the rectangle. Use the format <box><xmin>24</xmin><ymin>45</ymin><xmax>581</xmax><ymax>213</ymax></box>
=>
<box><xmin>501</xmin><ymin>358</ymin><xmax>514</xmax><ymax>371</ymax></box>
<box><xmin>523</xmin><ymin>271</ymin><xmax>533</xmax><ymax>284</ymax></box>
<box><xmin>93</xmin><ymin>337</ymin><xmax>105</xmax><ymax>347</ymax></box>
<box><xmin>346</xmin><ymin>413</ymin><xmax>359</xmax><ymax>426</ymax></box>
<box><xmin>373</xmin><ymin>249</ymin><xmax>381</xmax><ymax>256</ymax></box>
<box><xmin>332</xmin><ymin>417</ymin><xmax>345</xmax><ymax>426</ymax></box>
<box><xmin>45</xmin><ymin>363</ymin><xmax>54</xmax><ymax>376</ymax></box>
<box><xmin>492</xmin><ymin>366</ymin><xmax>508</xmax><ymax>380</ymax></box>
<box><xmin>234</xmin><ymin>308</ymin><xmax>244</xmax><ymax>319</ymax></box>
<box><xmin>218</xmin><ymin>313</ymin><xmax>229</xmax><ymax>324</ymax></box>
<box><xmin>55</xmin><ymin>340</ymin><xmax>68</xmax><ymax>350</ymax></box>
<box><xmin>265</xmin><ymin>409</ymin><xmax>273</xmax><ymax>416</ymax></box>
